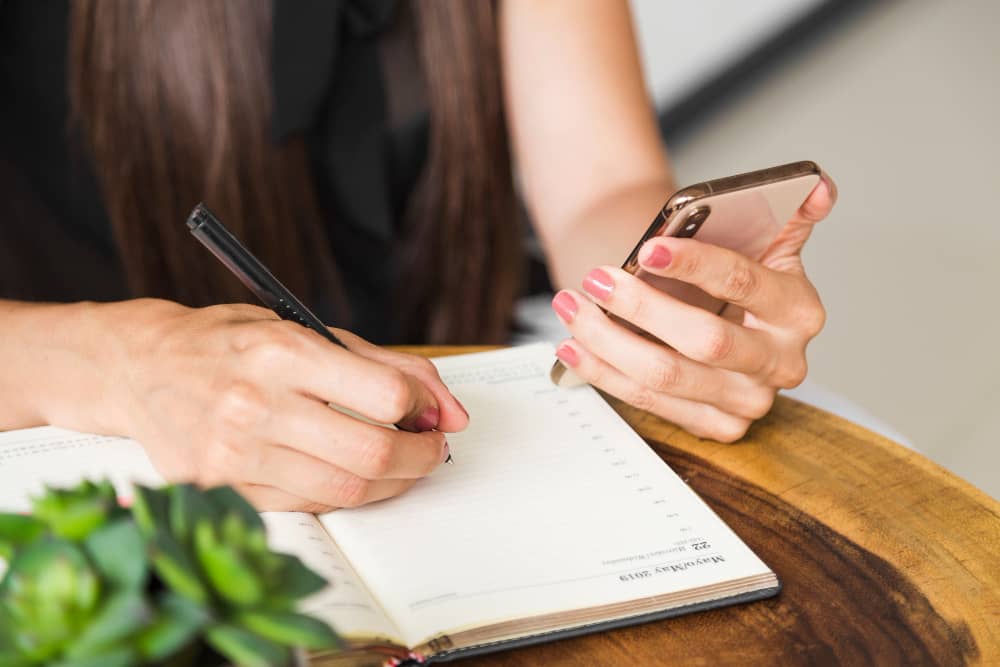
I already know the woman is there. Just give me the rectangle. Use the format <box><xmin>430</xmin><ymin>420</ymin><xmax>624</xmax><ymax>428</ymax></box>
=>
<box><xmin>0</xmin><ymin>0</ymin><xmax>835</xmax><ymax>512</ymax></box>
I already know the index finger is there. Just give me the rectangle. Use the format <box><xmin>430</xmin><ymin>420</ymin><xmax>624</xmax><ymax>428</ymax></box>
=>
<box><xmin>331</xmin><ymin>329</ymin><xmax>470</xmax><ymax>433</ymax></box>
<box><xmin>634</xmin><ymin>239</ymin><xmax>801</xmax><ymax>322</ymax></box>
<box><xmin>239</xmin><ymin>321</ymin><xmax>441</xmax><ymax>429</ymax></box>
<box><xmin>271</xmin><ymin>395</ymin><xmax>448</xmax><ymax>480</ymax></box>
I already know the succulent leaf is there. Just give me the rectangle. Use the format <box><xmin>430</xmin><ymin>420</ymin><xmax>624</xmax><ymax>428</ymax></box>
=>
<box><xmin>30</xmin><ymin>482</ymin><xmax>120</xmax><ymax>542</ymax></box>
<box><xmin>193</xmin><ymin>520</ymin><xmax>262</xmax><ymax>607</ymax></box>
<box><xmin>131</xmin><ymin>486</ymin><xmax>169</xmax><ymax>540</ymax></box>
<box><xmin>0</xmin><ymin>515</ymin><xmax>45</xmax><ymax>560</ymax></box>
<box><xmin>204</xmin><ymin>487</ymin><xmax>264</xmax><ymax>533</ymax></box>
<box><xmin>205</xmin><ymin>624</ymin><xmax>291</xmax><ymax>667</ymax></box>
<box><xmin>221</xmin><ymin>513</ymin><xmax>249</xmax><ymax>546</ymax></box>
<box><xmin>83</xmin><ymin>520</ymin><xmax>147</xmax><ymax>590</ymax></box>
<box><xmin>148</xmin><ymin>533</ymin><xmax>209</xmax><ymax>604</ymax></box>
<box><xmin>269</xmin><ymin>553</ymin><xmax>328</xmax><ymax>602</ymax></box>
<box><xmin>0</xmin><ymin>539</ymin><xmax>100</xmax><ymax>661</ymax></box>
<box><xmin>237</xmin><ymin>610</ymin><xmax>340</xmax><ymax>650</ymax></box>
<box><xmin>135</xmin><ymin>593</ymin><xmax>208</xmax><ymax>662</ymax></box>
<box><xmin>48</xmin><ymin>647</ymin><xmax>135</xmax><ymax>667</ymax></box>
<box><xmin>0</xmin><ymin>620</ymin><xmax>27</xmax><ymax>664</ymax></box>
<box><xmin>0</xmin><ymin>653</ymin><xmax>32</xmax><ymax>667</ymax></box>
<box><xmin>63</xmin><ymin>590</ymin><xmax>149</xmax><ymax>659</ymax></box>
<box><xmin>1</xmin><ymin>481</ymin><xmax>338</xmax><ymax>666</ymax></box>
<box><xmin>167</xmin><ymin>485</ymin><xmax>215</xmax><ymax>547</ymax></box>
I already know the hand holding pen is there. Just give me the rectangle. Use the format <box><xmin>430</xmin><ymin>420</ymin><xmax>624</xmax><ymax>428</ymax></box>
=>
<box><xmin>76</xmin><ymin>206</ymin><xmax>466</xmax><ymax>513</ymax></box>
<box><xmin>187</xmin><ymin>204</ymin><xmax>457</xmax><ymax>465</ymax></box>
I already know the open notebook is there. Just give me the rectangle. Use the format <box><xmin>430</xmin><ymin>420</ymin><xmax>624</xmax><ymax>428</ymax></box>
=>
<box><xmin>0</xmin><ymin>344</ymin><xmax>778</xmax><ymax>665</ymax></box>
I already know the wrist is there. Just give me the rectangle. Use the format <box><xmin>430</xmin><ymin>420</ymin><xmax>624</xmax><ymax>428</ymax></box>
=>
<box><xmin>80</xmin><ymin>298</ymin><xmax>190</xmax><ymax>436</ymax></box>
<box><xmin>0</xmin><ymin>300</ymin><xmax>111</xmax><ymax>431</ymax></box>
<box><xmin>38</xmin><ymin>300</ymin><xmax>134</xmax><ymax>434</ymax></box>
<box><xmin>544</xmin><ymin>180</ymin><xmax>674</xmax><ymax>290</ymax></box>
<box><xmin>2</xmin><ymin>298</ymin><xmax>185</xmax><ymax>436</ymax></box>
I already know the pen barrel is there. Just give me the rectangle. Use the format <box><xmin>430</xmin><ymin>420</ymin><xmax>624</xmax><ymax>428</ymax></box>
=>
<box><xmin>186</xmin><ymin>204</ymin><xmax>344</xmax><ymax>347</ymax></box>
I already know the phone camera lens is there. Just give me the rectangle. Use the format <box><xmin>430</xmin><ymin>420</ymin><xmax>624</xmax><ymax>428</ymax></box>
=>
<box><xmin>677</xmin><ymin>206</ymin><xmax>710</xmax><ymax>238</ymax></box>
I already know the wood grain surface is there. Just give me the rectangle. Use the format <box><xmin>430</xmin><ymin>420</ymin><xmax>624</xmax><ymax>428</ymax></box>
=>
<box><xmin>406</xmin><ymin>347</ymin><xmax>1000</xmax><ymax>666</ymax></box>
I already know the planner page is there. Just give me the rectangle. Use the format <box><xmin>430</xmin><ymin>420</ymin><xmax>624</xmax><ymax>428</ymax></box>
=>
<box><xmin>0</xmin><ymin>427</ymin><xmax>163</xmax><ymax>511</ymax></box>
<box><xmin>319</xmin><ymin>344</ymin><xmax>773</xmax><ymax>648</ymax></box>
<box><xmin>260</xmin><ymin>512</ymin><xmax>403</xmax><ymax>644</ymax></box>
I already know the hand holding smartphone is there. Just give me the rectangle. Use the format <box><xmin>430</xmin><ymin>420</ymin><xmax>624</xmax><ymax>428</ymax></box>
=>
<box><xmin>551</xmin><ymin>160</ymin><xmax>822</xmax><ymax>387</ymax></box>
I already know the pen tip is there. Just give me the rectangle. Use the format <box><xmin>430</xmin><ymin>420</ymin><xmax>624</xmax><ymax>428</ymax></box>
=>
<box><xmin>445</xmin><ymin>454</ymin><xmax>454</xmax><ymax>464</ymax></box>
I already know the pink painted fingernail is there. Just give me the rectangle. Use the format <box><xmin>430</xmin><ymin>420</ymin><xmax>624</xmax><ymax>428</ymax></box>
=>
<box><xmin>640</xmin><ymin>243</ymin><xmax>672</xmax><ymax>269</ymax></box>
<box><xmin>552</xmin><ymin>291</ymin><xmax>578</xmax><ymax>324</ymax></box>
<box><xmin>582</xmin><ymin>268</ymin><xmax>614</xmax><ymax>301</ymax></box>
<box><xmin>414</xmin><ymin>406</ymin><xmax>439</xmax><ymax>431</ymax></box>
<box><xmin>556</xmin><ymin>344</ymin><xmax>579</xmax><ymax>367</ymax></box>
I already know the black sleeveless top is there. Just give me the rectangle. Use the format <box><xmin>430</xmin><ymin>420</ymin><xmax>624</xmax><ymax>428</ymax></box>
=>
<box><xmin>0</xmin><ymin>0</ymin><xmax>429</xmax><ymax>343</ymax></box>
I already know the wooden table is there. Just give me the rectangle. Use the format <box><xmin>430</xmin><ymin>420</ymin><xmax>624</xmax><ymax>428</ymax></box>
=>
<box><xmin>411</xmin><ymin>347</ymin><xmax>1000</xmax><ymax>666</ymax></box>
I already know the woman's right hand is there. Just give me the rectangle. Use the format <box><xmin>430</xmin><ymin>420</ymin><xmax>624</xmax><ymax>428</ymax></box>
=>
<box><xmin>101</xmin><ymin>299</ymin><xmax>467</xmax><ymax>512</ymax></box>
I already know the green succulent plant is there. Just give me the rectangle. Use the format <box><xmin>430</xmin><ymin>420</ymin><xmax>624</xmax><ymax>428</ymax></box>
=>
<box><xmin>0</xmin><ymin>481</ymin><xmax>339</xmax><ymax>667</ymax></box>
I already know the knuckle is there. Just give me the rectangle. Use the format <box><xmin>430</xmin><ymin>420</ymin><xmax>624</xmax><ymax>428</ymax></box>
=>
<box><xmin>333</xmin><ymin>474</ymin><xmax>370</xmax><ymax>508</ymax></box>
<box><xmin>220</xmin><ymin>303</ymin><xmax>270</xmax><ymax>322</ymax></box>
<box><xmin>574</xmin><ymin>358</ymin><xmax>601</xmax><ymax>389</ymax></box>
<box><xmin>568</xmin><ymin>303</ymin><xmax>599</xmax><ymax>338</ymax></box>
<box><xmin>799</xmin><ymin>301</ymin><xmax>827</xmax><ymax>338</ymax></box>
<box><xmin>243</xmin><ymin>322</ymin><xmax>307</xmax><ymax>367</ymax></box>
<box><xmin>243</xmin><ymin>339</ymin><xmax>290</xmax><ymax>370</ymax></box>
<box><xmin>418</xmin><ymin>433</ymin><xmax>447</xmax><ymax>476</ymax></box>
<box><xmin>357</xmin><ymin>430</ymin><xmax>395</xmax><ymax>478</ymax></box>
<box><xmin>777</xmin><ymin>360</ymin><xmax>808</xmax><ymax>389</ymax></box>
<box><xmin>214</xmin><ymin>381</ymin><xmax>269</xmax><ymax>430</ymax></box>
<box><xmin>707</xmin><ymin>419</ymin><xmax>751</xmax><ymax>444</ymax></box>
<box><xmin>628</xmin><ymin>387</ymin><xmax>659</xmax><ymax>415</ymax></box>
<box><xmin>412</xmin><ymin>356</ymin><xmax>438</xmax><ymax>376</ymax></box>
<box><xmin>698</xmin><ymin>324</ymin><xmax>735</xmax><ymax>364</ymax></box>
<box><xmin>675</xmin><ymin>249</ymin><xmax>701</xmax><ymax>279</ymax></box>
<box><xmin>375</xmin><ymin>370</ymin><xmax>413</xmax><ymax>423</ymax></box>
<box><xmin>723</xmin><ymin>264</ymin><xmax>759</xmax><ymax>303</ymax></box>
<box><xmin>273</xmin><ymin>318</ymin><xmax>312</xmax><ymax>341</ymax></box>
<box><xmin>743</xmin><ymin>390</ymin><xmax>776</xmax><ymax>420</ymax></box>
<box><xmin>623</xmin><ymin>292</ymin><xmax>650</xmax><ymax>326</ymax></box>
<box><xmin>646</xmin><ymin>353</ymin><xmax>681</xmax><ymax>392</ymax></box>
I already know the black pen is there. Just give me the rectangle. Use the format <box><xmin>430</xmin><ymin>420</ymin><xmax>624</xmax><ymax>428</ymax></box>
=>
<box><xmin>185</xmin><ymin>203</ymin><xmax>453</xmax><ymax>463</ymax></box>
<box><xmin>186</xmin><ymin>203</ymin><xmax>348</xmax><ymax>348</ymax></box>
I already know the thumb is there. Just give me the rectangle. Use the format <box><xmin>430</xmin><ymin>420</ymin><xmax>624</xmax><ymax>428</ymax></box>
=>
<box><xmin>394</xmin><ymin>373</ymin><xmax>442</xmax><ymax>433</ymax></box>
<box><xmin>760</xmin><ymin>173</ymin><xmax>837</xmax><ymax>272</ymax></box>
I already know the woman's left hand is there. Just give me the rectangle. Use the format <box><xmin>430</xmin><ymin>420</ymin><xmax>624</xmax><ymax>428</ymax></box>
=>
<box><xmin>551</xmin><ymin>174</ymin><xmax>838</xmax><ymax>442</ymax></box>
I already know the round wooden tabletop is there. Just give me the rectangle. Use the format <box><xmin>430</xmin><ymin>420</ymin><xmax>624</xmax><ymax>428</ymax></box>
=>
<box><xmin>408</xmin><ymin>347</ymin><xmax>1000</xmax><ymax>666</ymax></box>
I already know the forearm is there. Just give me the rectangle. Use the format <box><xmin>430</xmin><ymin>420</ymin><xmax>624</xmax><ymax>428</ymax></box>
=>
<box><xmin>0</xmin><ymin>299</ymin><xmax>126</xmax><ymax>433</ymax></box>
<box><xmin>501</xmin><ymin>0</ymin><xmax>674</xmax><ymax>290</ymax></box>
<box><xmin>539</xmin><ymin>178</ymin><xmax>674</xmax><ymax>291</ymax></box>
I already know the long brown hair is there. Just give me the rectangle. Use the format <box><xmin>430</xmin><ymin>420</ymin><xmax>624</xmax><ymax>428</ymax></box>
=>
<box><xmin>69</xmin><ymin>0</ymin><xmax>520</xmax><ymax>344</ymax></box>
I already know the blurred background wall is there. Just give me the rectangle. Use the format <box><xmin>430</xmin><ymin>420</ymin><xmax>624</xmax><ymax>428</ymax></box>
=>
<box><xmin>630</xmin><ymin>0</ymin><xmax>999</xmax><ymax>498</ymax></box>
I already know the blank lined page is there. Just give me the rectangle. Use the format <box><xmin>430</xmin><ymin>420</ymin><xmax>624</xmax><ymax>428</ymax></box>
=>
<box><xmin>320</xmin><ymin>344</ymin><xmax>772</xmax><ymax>647</ymax></box>
<box><xmin>260</xmin><ymin>512</ymin><xmax>403</xmax><ymax>644</ymax></box>
<box><xmin>0</xmin><ymin>427</ymin><xmax>163</xmax><ymax>511</ymax></box>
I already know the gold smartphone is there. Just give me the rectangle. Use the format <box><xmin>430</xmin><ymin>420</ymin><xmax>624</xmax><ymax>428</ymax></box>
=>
<box><xmin>551</xmin><ymin>160</ymin><xmax>822</xmax><ymax>387</ymax></box>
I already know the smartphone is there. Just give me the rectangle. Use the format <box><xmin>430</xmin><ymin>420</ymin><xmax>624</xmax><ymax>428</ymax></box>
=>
<box><xmin>551</xmin><ymin>160</ymin><xmax>822</xmax><ymax>387</ymax></box>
